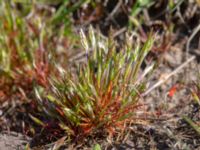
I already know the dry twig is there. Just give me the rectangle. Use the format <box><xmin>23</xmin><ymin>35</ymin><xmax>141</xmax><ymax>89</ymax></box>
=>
<box><xmin>186</xmin><ymin>24</ymin><xmax>200</xmax><ymax>59</ymax></box>
<box><xmin>142</xmin><ymin>56</ymin><xmax>196</xmax><ymax>96</ymax></box>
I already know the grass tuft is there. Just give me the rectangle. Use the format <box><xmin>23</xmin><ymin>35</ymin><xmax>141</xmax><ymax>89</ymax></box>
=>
<box><xmin>0</xmin><ymin>1</ymin><xmax>64</xmax><ymax>102</ymax></box>
<box><xmin>35</xmin><ymin>27</ymin><xmax>154</xmax><ymax>139</ymax></box>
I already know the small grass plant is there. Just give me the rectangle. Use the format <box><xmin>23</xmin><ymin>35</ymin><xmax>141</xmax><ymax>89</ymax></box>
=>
<box><xmin>0</xmin><ymin>1</ymin><xmax>73</xmax><ymax>102</ymax></box>
<box><xmin>183</xmin><ymin>73</ymin><xmax>200</xmax><ymax>136</ymax></box>
<box><xmin>0</xmin><ymin>1</ymin><xmax>37</xmax><ymax>101</ymax></box>
<box><xmin>35</xmin><ymin>27</ymin><xmax>154</xmax><ymax>139</ymax></box>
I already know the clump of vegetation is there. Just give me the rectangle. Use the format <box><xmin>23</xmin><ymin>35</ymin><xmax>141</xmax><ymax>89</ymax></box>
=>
<box><xmin>35</xmin><ymin>27</ymin><xmax>154</xmax><ymax>139</ymax></box>
<box><xmin>0</xmin><ymin>1</ymin><xmax>35</xmax><ymax>101</ymax></box>
<box><xmin>0</xmin><ymin>1</ymin><xmax>65</xmax><ymax>102</ymax></box>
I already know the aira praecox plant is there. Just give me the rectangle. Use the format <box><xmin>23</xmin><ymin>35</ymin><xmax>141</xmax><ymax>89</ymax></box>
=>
<box><xmin>34</xmin><ymin>26</ymin><xmax>154</xmax><ymax>137</ymax></box>
<box><xmin>80</xmin><ymin>29</ymin><xmax>89</xmax><ymax>55</ymax></box>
